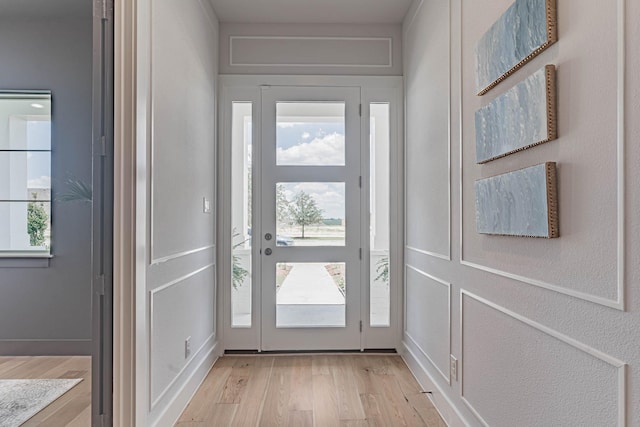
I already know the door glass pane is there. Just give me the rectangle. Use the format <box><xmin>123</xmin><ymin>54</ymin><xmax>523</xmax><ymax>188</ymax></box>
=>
<box><xmin>276</xmin><ymin>182</ymin><xmax>345</xmax><ymax>247</ymax></box>
<box><xmin>276</xmin><ymin>102</ymin><xmax>345</xmax><ymax>166</ymax></box>
<box><xmin>231</xmin><ymin>102</ymin><xmax>252</xmax><ymax>328</ymax></box>
<box><xmin>276</xmin><ymin>262</ymin><xmax>346</xmax><ymax>327</ymax></box>
<box><xmin>370</xmin><ymin>103</ymin><xmax>390</xmax><ymax>327</ymax></box>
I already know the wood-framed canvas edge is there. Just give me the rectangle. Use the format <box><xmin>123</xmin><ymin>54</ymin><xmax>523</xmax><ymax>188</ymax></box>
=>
<box><xmin>545</xmin><ymin>161</ymin><xmax>559</xmax><ymax>238</ymax></box>
<box><xmin>477</xmin><ymin>64</ymin><xmax>558</xmax><ymax>164</ymax></box>
<box><xmin>474</xmin><ymin>161</ymin><xmax>559</xmax><ymax>239</ymax></box>
<box><xmin>476</xmin><ymin>0</ymin><xmax>558</xmax><ymax>96</ymax></box>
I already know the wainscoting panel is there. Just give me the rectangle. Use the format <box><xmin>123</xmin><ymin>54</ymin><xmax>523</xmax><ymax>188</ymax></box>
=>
<box><xmin>460</xmin><ymin>291</ymin><xmax>625</xmax><ymax>426</ymax></box>
<box><xmin>150</xmin><ymin>264</ymin><xmax>215</xmax><ymax>407</ymax></box>
<box><xmin>459</xmin><ymin>0</ymin><xmax>626</xmax><ymax>310</ymax></box>
<box><xmin>404</xmin><ymin>0</ymin><xmax>451</xmax><ymax>260</ymax></box>
<box><xmin>149</xmin><ymin>0</ymin><xmax>217</xmax><ymax>263</ymax></box>
<box><xmin>405</xmin><ymin>265</ymin><xmax>451</xmax><ymax>384</ymax></box>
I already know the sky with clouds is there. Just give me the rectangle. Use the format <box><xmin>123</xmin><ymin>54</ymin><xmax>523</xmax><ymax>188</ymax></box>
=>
<box><xmin>276</xmin><ymin>121</ymin><xmax>346</xmax><ymax>219</ymax></box>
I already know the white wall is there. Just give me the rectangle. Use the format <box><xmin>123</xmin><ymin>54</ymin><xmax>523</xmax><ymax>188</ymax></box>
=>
<box><xmin>219</xmin><ymin>23</ymin><xmax>402</xmax><ymax>76</ymax></box>
<box><xmin>141</xmin><ymin>0</ymin><xmax>220</xmax><ymax>425</ymax></box>
<box><xmin>402</xmin><ymin>0</ymin><xmax>640</xmax><ymax>425</ymax></box>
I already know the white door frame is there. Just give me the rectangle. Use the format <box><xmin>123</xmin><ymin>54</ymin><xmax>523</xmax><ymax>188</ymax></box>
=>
<box><xmin>218</xmin><ymin>75</ymin><xmax>404</xmax><ymax>352</ymax></box>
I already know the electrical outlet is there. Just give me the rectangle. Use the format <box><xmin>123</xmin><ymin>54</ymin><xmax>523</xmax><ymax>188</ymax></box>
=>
<box><xmin>450</xmin><ymin>355</ymin><xmax>458</xmax><ymax>381</ymax></box>
<box><xmin>185</xmin><ymin>337</ymin><xmax>192</xmax><ymax>359</ymax></box>
<box><xmin>203</xmin><ymin>197</ymin><xmax>211</xmax><ymax>214</ymax></box>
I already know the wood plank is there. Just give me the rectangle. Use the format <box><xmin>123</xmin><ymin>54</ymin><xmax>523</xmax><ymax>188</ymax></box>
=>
<box><xmin>287</xmin><ymin>409</ymin><xmax>313</xmax><ymax>427</ymax></box>
<box><xmin>205</xmin><ymin>403</ymin><xmax>238</xmax><ymax>425</ymax></box>
<box><xmin>312</xmin><ymin>373</ymin><xmax>340</xmax><ymax>427</ymax></box>
<box><xmin>388</xmin><ymin>356</ymin><xmax>424</xmax><ymax>395</ymax></box>
<box><xmin>288</xmin><ymin>356</ymin><xmax>313</xmax><ymax>411</ymax></box>
<box><xmin>1</xmin><ymin>356</ymin><xmax>65</xmax><ymax>378</ymax></box>
<box><xmin>359</xmin><ymin>392</ymin><xmax>386</xmax><ymax>426</ymax></box>
<box><xmin>311</xmin><ymin>354</ymin><xmax>332</xmax><ymax>376</ymax></box>
<box><xmin>177</xmin><ymin>365</ymin><xmax>232</xmax><ymax>423</ymax></box>
<box><xmin>0</xmin><ymin>357</ymin><xmax>29</xmax><ymax>376</ymax></box>
<box><xmin>371</xmin><ymin>372</ymin><xmax>424</xmax><ymax>427</ymax></box>
<box><xmin>231</xmin><ymin>356</ymin><xmax>275</xmax><ymax>426</ymax></box>
<box><xmin>407</xmin><ymin>393</ymin><xmax>448</xmax><ymax>427</ymax></box>
<box><xmin>259</xmin><ymin>356</ymin><xmax>294</xmax><ymax>427</ymax></box>
<box><xmin>332</xmin><ymin>356</ymin><xmax>366</xmax><ymax>421</ymax></box>
<box><xmin>340</xmin><ymin>420</ymin><xmax>372</xmax><ymax>427</ymax></box>
<box><xmin>66</xmin><ymin>405</ymin><xmax>92</xmax><ymax>427</ymax></box>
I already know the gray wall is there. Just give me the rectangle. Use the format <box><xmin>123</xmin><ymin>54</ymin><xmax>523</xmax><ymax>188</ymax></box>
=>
<box><xmin>402</xmin><ymin>0</ymin><xmax>640</xmax><ymax>425</ymax></box>
<box><xmin>0</xmin><ymin>15</ymin><xmax>93</xmax><ymax>355</ymax></box>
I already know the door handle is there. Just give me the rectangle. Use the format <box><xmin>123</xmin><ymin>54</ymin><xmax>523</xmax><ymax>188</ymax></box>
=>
<box><xmin>264</xmin><ymin>248</ymin><xmax>273</xmax><ymax>256</ymax></box>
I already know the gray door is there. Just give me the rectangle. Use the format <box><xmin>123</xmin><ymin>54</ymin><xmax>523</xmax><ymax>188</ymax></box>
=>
<box><xmin>92</xmin><ymin>0</ymin><xmax>114</xmax><ymax>425</ymax></box>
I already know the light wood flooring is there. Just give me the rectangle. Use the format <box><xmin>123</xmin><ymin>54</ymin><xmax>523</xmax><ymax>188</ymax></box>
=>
<box><xmin>0</xmin><ymin>356</ymin><xmax>91</xmax><ymax>426</ymax></box>
<box><xmin>178</xmin><ymin>354</ymin><xmax>446</xmax><ymax>426</ymax></box>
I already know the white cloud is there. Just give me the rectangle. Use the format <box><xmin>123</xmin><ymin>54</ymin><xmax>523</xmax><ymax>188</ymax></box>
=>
<box><xmin>277</xmin><ymin>132</ymin><xmax>345</xmax><ymax>166</ymax></box>
<box><xmin>282</xmin><ymin>182</ymin><xmax>345</xmax><ymax>219</ymax></box>
<box><xmin>277</xmin><ymin>122</ymin><xmax>296</xmax><ymax>128</ymax></box>
<box><xmin>27</xmin><ymin>175</ymin><xmax>51</xmax><ymax>189</ymax></box>
<box><xmin>301</xmin><ymin>132</ymin><xmax>311</xmax><ymax>139</ymax></box>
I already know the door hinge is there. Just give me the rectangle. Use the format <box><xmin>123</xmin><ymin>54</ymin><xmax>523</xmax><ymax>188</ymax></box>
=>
<box><xmin>359</xmin><ymin>248</ymin><xmax>362</xmax><ymax>260</ymax></box>
<box><xmin>96</xmin><ymin>275</ymin><xmax>105</xmax><ymax>295</ymax></box>
<box><xmin>359</xmin><ymin>176</ymin><xmax>362</xmax><ymax>188</ymax></box>
<box><xmin>95</xmin><ymin>0</ymin><xmax>113</xmax><ymax>20</ymax></box>
<box><xmin>100</xmin><ymin>135</ymin><xmax>107</xmax><ymax>157</ymax></box>
<box><xmin>359</xmin><ymin>320</ymin><xmax>363</xmax><ymax>332</ymax></box>
<box><xmin>359</xmin><ymin>104</ymin><xmax>362</xmax><ymax>117</ymax></box>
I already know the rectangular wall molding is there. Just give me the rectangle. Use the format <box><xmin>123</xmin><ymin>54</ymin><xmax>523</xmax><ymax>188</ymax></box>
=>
<box><xmin>460</xmin><ymin>290</ymin><xmax>626</xmax><ymax>426</ymax></box>
<box><xmin>230</xmin><ymin>36</ymin><xmax>393</xmax><ymax>68</ymax></box>
<box><xmin>404</xmin><ymin>0</ymin><xmax>452</xmax><ymax>261</ymax></box>
<box><xmin>404</xmin><ymin>264</ymin><xmax>451</xmax><ymax>384</ymax></box>
<box><xmin>151</xmin><ymin>245</ymin><xmax>215</xmax><ymax>266</ymax></box>
<box><xmin>149</xmin><ymin>263</ymin><xmax>216</xmax><ymax>409</ymax></box>
<box><xmin>459</xmin><ymin>0</ymin><xmax>626</xmax><ymax>310</ymax></box>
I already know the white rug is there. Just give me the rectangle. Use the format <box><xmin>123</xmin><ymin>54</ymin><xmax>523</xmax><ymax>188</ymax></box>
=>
<box><xmin>0</xmin><ymin>379</ymin><xmax>82</xmax><ymax>427</ymax></box>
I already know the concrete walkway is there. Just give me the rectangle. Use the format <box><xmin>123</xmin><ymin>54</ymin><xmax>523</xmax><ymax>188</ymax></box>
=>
<box><xmin>277</xmin><ymin>263</ymin><xmax>345</xmax><ymax>305</ymax></box>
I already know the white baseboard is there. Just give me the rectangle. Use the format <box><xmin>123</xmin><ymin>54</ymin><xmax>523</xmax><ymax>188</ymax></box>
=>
<box><xmin>399</xmin><ymin>340</ymin><xmax>471</xmax><ymax>427</ymax></box>
<box><xmin>152</xmin><ymin>339</ymin><xmax>223</xmax><ymax>427</ymax></box>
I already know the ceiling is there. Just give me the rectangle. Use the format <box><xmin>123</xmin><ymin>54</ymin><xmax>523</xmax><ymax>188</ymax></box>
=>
<box><xmin>0</xmin><ymin>0</ymin><xmax>90</xmax><ymax>18</ymax></box>
<box><xmin>208</xmin><ymin>0</ymin><xmax>414</xmax><ymax>24</ymax></box>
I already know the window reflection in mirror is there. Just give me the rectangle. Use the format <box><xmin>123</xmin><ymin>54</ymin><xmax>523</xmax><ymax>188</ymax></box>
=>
<box><xmin>0</xmin><ymin>92</ymin><xmax>52</xmax><ymax>255</ymax></box>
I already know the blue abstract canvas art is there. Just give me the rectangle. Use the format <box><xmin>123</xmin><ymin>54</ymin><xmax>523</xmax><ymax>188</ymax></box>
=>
<box><xmin>475</xmin><ymin>65</ymin><xmax>557</xmax><ymax>163</ymax></box>
<box><xmin>475</xmin><ymin>0</ymin><xmax>557</xmax><ymax>95</ymax></box>
<box><xmin>475</xmin><ymin>163</ymin><xmax>558</xmax><ymax>238</ymax></box>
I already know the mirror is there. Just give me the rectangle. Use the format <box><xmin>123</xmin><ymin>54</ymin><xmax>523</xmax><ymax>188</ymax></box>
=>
<box><xmin>0</xmin><ymin>92</ymin><xmax>52</xmax><ymax>254</ymax></box>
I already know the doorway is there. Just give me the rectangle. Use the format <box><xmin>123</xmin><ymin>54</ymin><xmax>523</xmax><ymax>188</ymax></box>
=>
<box><xmin>0</xmin><ymin>0</ymin><xmax>113</xmax><ymax>425</ymax></box>
<box><xmin>260</xmin><ymin>86</ymin><xmax>361</xmax><ymax>350</ymax></box>
<box><xmin>221</xmin><ymin>77</ymin><xmax>402</xmax><ymax>352</ymax></box>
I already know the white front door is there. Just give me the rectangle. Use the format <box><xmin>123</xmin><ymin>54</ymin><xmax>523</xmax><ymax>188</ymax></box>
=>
<box><xmin>260</xmin><ymin>86</ymin><xmax>362</xmax><ymax>350</ymax></box>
